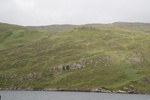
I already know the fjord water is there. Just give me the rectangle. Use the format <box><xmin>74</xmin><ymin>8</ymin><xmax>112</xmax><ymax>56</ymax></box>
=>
<box><xmin>0</xmin><ymin>91</ymin><xmax>150</xmax><ymax>100</ymax></box>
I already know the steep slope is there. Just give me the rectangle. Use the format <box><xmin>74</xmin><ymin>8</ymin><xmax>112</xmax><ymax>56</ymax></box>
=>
<box><xmin>0</xmin><ymin>23</ymin><xmax>150</xmax><ymax>93</ymax></box>
<box><xmin>0</xmin><ymin>23</ymin><xmax>47</xmax><ymax>51</ymax></box>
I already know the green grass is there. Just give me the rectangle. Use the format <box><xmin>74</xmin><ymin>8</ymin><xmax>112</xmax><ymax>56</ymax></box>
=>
<box><xmin>0</xmin><ymin>22</ymin><xmax>150</xmax><ymax>93</ymax></box>
<box><xmin>0</xmin><ymin>23</ymin><xmax>47</xmax><ymax>51</ymax></box>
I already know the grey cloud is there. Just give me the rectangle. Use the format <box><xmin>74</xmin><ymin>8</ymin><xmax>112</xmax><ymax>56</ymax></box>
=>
<box><xmin>0</xmin><ymin>0</ymin><xmax>150</xmax><ymax>25</ymax></box>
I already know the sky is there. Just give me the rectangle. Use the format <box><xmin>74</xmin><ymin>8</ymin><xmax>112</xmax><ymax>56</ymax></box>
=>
<box><xmin>0</xmin><ymin>0</ymin><xmax>150</xmax><ymax>26</ymax></box>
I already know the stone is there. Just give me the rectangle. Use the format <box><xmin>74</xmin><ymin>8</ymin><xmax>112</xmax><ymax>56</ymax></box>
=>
<box><xmin>144</xmin><ymin>77</ymin><xmax>150</xmax><ymax>82</ymax></box>
<box><xmin>129</xmin><ymin>85</ymin><xmax>134</xmax><ymax>88</ymax></box>
<box><xmin>117</xmin><ymin>90</ymin><xmax>127</xmax><ymax>93</ymax></box>
<box><xmin>91</xmin><ymin>88</ymin><xmax>100</xmax><ymax>92</ymax></box>
<box><xmin>123</xmin><ymin>87</ymin><xmax>128</xmax><ymax>91</ymax></box>
<box><xmin>99</xmin><ymin>88</ymin><xmax>111</xmax><ymax>93</ymax></box>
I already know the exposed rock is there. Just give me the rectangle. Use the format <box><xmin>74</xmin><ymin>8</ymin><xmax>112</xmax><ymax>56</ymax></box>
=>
<box><xmin>123</xmin><ymin>87</ymin><xmax>128</xmax><ymax>91</ymax></box>
<box><xmin>144</xmin><ymin>77</ymin><xmax>150</xmax><ymax>83</ymax></box>
<box><xmin>91</xmin><ymin>88</ymin><xmax>100</xmax><ymax>92</ymax></box>
<box><xmin>129</xmin><ymin>85</ymin><xmax>134</xmax><ymax>88</ymax></box>
<box><xmin>26</xmin><ymin>87</ymin><xmax>33</xmax><ymax>91</ymax></box>
<box><xmin>94</xmin><ymin>60</ymin><xmax>99</xmax><ymax>67</ymax></box>
<box><xmin>100</xmin><ymin>89</ymin><xmax>111</xmax><ymax>93</ymax></box>
<box><xmin>102</xmin><ymin>56</ymin><xmax>112</xmax><ymax>61</ymax></box>
<box><xmin>52</xmin><ymin>60</ymin><xmax>86</xmax><ymax>71</ymax></box>
<box><xmin>70</xmin><ymin>63</ymin><xmax>77</xmax><ymax>69</ymax></box>
<box><xmin>62</xmin><ymin>65</ymin><xmax>70</xmax><ymax>70</ymax></box>
<box><xmin>128</xmin><ymin>52</ymin><xmax>145</xmax><ymax>66</ymax></box>
<box><xmin>127</xmin><ymin>89</ymin><xmax>136</xmax><ymax>94</ymax></box>
<box><xmin>57</xmin><ymin>65</ymin><xmax>63</xmax><ymax>70</ymax></box>
<box><xmin>43</xmin><ymin>88</ymin><xmax>54</xmax><ymax>91</ymax></box>
<box><xmin>117</xmin><ymin>90</ymin><xmax>127</xmax><ymax>93</ymax></box>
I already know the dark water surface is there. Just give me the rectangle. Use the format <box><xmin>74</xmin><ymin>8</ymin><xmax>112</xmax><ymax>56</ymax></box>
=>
<box><xmin>0</xmin><ymin>91</ymin><xmax>150</xmax><ymax>100</ymax></box>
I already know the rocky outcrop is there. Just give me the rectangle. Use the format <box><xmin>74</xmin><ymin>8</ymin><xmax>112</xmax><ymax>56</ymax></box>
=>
<box><xmin>52</xmin><ymin>56</ymin><xmax>114</xmax><ymax>72</ymax></box>
<box><xmin>144</xmin><ymin>77</ymin><xmax>150</xmax><ymax>83</ymax></box>
<box><xmin>127</xmin><ymin>52</ymin><xmax>147</xmax><ymax>68</ymax></box>
<box><xmin>52</xmin><ymin>60</ymin><xmax>86</xmax><ymax>71</ymax></box>
<box><xmin>91</xmin><ymin>88</ymin><xmax>111</xmax><ymax>93</ymax></box>
<box><xmin>117</xmin><ymin>90</ymin><xmax>127</xmax><ymax>93</ymax></box>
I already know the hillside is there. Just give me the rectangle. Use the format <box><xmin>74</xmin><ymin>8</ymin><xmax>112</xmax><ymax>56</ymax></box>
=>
<box><xmin>0</xmin><ymin>23</ymin><xmax>47</xmax><ymax>51</ymax></box>
<box><xmin>111</xmin><ymin>22</ymin><xmax>150</xmax><ymax>33</ymax></box>
<box><xmin>0</xmin><ymin>22</ymin><xmax>150</xmax><ymax>93</ymax></box>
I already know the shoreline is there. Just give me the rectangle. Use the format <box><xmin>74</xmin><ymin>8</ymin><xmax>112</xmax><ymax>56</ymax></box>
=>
<box><xmin>0</xmin><ymin>88</ymin><xmax>149</xmax><ymax>95</ymax></box>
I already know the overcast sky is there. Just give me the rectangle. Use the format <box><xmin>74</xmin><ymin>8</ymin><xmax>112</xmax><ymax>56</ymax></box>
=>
<box><xmin>0</xmin><ymin>0</ymin><xmax>150</xmax><ymax>26</ymax></box>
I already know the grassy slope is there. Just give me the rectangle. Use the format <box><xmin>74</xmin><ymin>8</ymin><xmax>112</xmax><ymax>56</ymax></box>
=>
<box><xmin>0</xmin><ymin>22</ymin><xmax>150</xmax><ymax>93</ymax></box>
<box><xmin>0</xmin><ymin>23</ymin><xmax>47</xmax><ymax>51</ymax></box>
<box><xmin>112</xmin><ymin>22</ymin><xmax>150</xmax><ymax>33</ymax></box>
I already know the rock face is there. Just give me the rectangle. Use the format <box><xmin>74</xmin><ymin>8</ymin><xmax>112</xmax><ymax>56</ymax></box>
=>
<box><xmin>117</xmin><ymin>90</ymin><xmax>127</xmax><ymax>93</ymax></box>
<box><xmin>52</xmin><ymin>56</ymin><xmax>113</xmax><ymax>72</ymax></box>
<box><xmin>91</xmin><ymin>88</ymin><xmax>111</xmax><ymax>93</ymax></box>
<box><xmin>52</xmin><ymin>60</ymin><xmax>86</xmax><ymax>71</ymax></box>
<box><xmin>123</xmin><ymin>87</ymin><xmax>128</xmax><ymax>91</ymax></box>
<box><xmin>91</xmin><ymin>88</ymin><xmax>100</xmax><ymax>92</ymax></box>
<box><xmin>127</xmin><ymin>52</ymin><xmax>146</xmax><ymax>68</ymax></box>
<box><xmin>70</xmin><ymin>62</ymin><xmax>85</xmax><ymax>69</ymax></box>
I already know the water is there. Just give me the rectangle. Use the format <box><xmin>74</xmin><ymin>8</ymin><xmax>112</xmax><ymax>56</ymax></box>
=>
<box><xmin>0</xmin><ymin>91</ymin><xmax>150</xmax><ymax>100</ymax></box>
